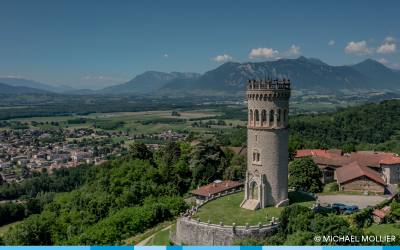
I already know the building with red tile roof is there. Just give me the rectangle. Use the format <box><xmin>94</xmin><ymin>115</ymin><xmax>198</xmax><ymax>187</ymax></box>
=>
<box><xmin>190</xmin><ymin>180</ymin><xmax>243</xmax><ymax>204</ymax></box>
<box><xmin>336</xmin><ymin>161</ymin><xmax>386</xmax><ymax>192</ymax></box>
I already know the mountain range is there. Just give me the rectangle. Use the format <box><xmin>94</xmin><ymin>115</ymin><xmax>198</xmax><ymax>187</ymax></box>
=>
<box><xmin>2</xmin><ymin>58</ymin><xmax>400</xmax><ymax>96</ymax></box>
<box><xmin>0</xmin><ymin>83</ymin><xmax>53</xmax><ymax>94</ymax></box>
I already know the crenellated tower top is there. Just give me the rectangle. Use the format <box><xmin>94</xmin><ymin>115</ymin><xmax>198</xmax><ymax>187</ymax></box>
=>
<box><xmin>246</xmin><ymin>76</ymin><xmax>290</xmax><ymax>90</ymax></box>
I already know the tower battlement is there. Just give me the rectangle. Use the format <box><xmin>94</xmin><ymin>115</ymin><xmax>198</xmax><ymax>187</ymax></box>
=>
<box><xmin>246</xmin><ymin>77</ymin><xmax>290</xmax><ymax>90</ymax></box>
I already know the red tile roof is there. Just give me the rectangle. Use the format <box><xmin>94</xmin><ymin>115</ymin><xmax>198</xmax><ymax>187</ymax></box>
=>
<box><xmin>190</xmin><ymin>141</ymin><xmax>200</xmax><ymax>146</ymax></box>
<box><xmin>312</xmin><ymin>149</ymin><xmax>331</xmax><ymax>158</ymax></box>
<box><xmin>347</xmin><ymin>152</ymin><xmax>392</xmax><ymax>168</ymax></box>
<box><xmin>295</xmin><ymin>149</ymin><xmax>313</xmax><ymax>158</ymax></box>
<box><xmin>190</xmin><ymin>180</ymin><xmax>242</xmax><ymax>197</ymax></box>
<box><xmin>327</xmin><ymin>149</ymin><xmax>343</xmax><ymax>156</ymax></box>
<box><xmin>220</xmin><ymin>147</ymin><xmax>247</xmax><ymax>155</ymax></box>
<box><xmin>373</xmin><ymin>209</ymin><xmax>386</xmax><ymax>218</ymax></box>
<box><xmin>379</xmin><ymin>157</ymin><xmax>400</xmax><ymax>165</ymax></box>
<box><xmin>313</xmin><ymin>155</ymin><xmax>350</xmax><ymax>167</ymax></box>
<box><xmin>336</xmin><ymin>161</ymin><xmax>386</xmax><ymax>186</ymax></box>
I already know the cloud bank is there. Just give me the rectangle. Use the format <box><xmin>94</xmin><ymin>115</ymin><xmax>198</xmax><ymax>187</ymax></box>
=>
<box><xmin>248</xmin><ymin>45</ymin><xmax>301</xmax><ymax>59</ymax></box>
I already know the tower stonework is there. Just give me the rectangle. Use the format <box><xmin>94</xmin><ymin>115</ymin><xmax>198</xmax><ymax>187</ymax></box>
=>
<box><xmin>241</xmin><ymin>78</ymin><xmax>291</xmax><ymax>210</ymax></box>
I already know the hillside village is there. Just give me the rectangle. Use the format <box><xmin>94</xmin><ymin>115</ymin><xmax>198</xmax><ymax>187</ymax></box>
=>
<box><xmin>0</xmin><ymin>127</ymin><xmax>188</xmax><ymax>186</ymax></box>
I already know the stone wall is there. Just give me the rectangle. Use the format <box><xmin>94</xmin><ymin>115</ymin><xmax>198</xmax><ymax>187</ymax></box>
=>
<box><xmin>171</xmin><ymin>216</ymin><xmax>278</xmax><ymax>246</ymax></box>
<box><xmin>195</xmin><ymin>187</ymin><xmax>244</xmax><ymax>207</ymax></box>
<box><xmin>381</xmin><ymin>163</ymin><xmax>400</xmax><ymax>185</ymax></box>
<box><xmin>339</xmin><ymin>176</ymin><xmax>385</xmax><ymax>193</ymax></box>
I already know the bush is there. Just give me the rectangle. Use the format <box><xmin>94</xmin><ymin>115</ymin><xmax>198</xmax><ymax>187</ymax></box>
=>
<box><xmin>390</xmin><ymin>202</ymin><xmax>400</xmax><ymax>211</ymax></box>
<box><xmin>329</xmin><ymin>182</ymin><xmax>339</xmax><ymax>192</ymax></box>
<box><xmin>363</xmin><ymin>218</ymin><xmax>371</xmax><ymax>229</ymax></box>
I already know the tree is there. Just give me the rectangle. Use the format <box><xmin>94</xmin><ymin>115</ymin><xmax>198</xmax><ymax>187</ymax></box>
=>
<box><xmin>288</xmin><ymin>157</ymin><xmax>323</xmax><ymax>193</ymax></box>
<box><xmin>343</xmin><ymin>144</ymin><xmax>356</xmax><ymax>153</ymax></box>
<box><xmin>128</xmin><ymin>143</ymin><xmax>153</xmax><ymax>162</ymax></box>
<box><xmin>188</xmin><ymin>134</ymin><xmax>222</xmax><ymax>170</ymax></box>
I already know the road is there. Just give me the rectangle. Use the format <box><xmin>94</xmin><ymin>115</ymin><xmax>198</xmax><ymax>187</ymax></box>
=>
<box><xmin>318</xmin><ymin>195</ymin><xmax>387</xmax><ymax>209</ymax></box>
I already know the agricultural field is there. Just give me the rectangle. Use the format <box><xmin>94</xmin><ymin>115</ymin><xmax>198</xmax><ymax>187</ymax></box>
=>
<box><xmin>4</xmin><ymin>108</ymin><xmax>247</xmax><ymax>135</ymax></box>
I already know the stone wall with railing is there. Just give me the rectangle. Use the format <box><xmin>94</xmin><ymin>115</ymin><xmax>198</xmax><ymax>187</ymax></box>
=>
<box><xmin>170</xmin><ymin>214</ymin><xmax>278</xmax><ymax>246</ymax></box>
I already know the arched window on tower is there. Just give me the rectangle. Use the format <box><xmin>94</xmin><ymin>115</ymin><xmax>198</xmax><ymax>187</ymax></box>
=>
<box><xmin>277</xmin><ymin>109</ymin><xmax>281</xmax><ymax>122</ymax></box>
<box><xmin>269</xmin><ymin>110</ymin><xmax>274</xmax><ymax>122</ymax></box>
<box><xmin>262</xmin><ymin>110</ymin><xmax>267</xmax><ymax>123</ymax></box>
<box><xmin>255</xmin><ymin>110</ymin><xmax>259</xmax><ymax>122</ymax></box>
<box><xmin>283</xmin><ymin>109</ymin><xmax>287</xmax><ymax>121</ymax></box>
<box><xmin>253</xmin><ymin>149</ymin><xmax>260</xmax><ymax>163</ymax></box>
<box><xmin>250</xmin><ymin>109</ymin><xmax>253</xmax><ymax>124</ymax></box>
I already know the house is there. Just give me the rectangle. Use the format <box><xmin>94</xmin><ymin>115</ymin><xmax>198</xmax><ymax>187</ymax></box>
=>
<box><xmin>1</xmin><ymin>173</ymin><xmax>16</xmax><ymax>182</ymax></box>
<box><xmin>190</xmin><ymin>180</ymin><xmax>243</xmax><ymax>205</ymax></box>
<box><xmin>336</xmin><ymin>162</ymin><xmax>386</xmax><ymax>193</ymax></box>
<box><xmin>71</xmin><ymin>152</ymin><xmax>93</xmax><ymax>161</ymax></box>
<box><xmin>0</xmin><ymin>162</ymin><xmax>13</xmax><ymax>169</ymax></box>
<box><xmin>379</xmin><ymin>157</ymin><xmax>400</xmax><ymax>185</ymax></box>
<box><xmin>372</xmin><ymin>206</ymin><xmax>392</xmax><ymax>224</ymax></box>
<box><xmin>17</xmin><ymin>159</ymin><xmax>28</xmax><ymax>165</ymax></box>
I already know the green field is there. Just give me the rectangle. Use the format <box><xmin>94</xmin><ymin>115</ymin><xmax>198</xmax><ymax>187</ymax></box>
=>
<box><xmin>365</xmin><ymin>222</ymin><xmax>400</xmax><ymax>236</ymax></box>
<box><xmin>0</xmin><ymin>221</ymin><xmax>22</xmax><ymax>236</ymax></box>
<box><xmin>194</xmin><ymin>191</ymin><xmax>316</xmax><ymax>226</ymax></box>
<box><xmin>5</xmin><ymin>109</ymin><xmax>247</xmax><ymax>135</ymax></box>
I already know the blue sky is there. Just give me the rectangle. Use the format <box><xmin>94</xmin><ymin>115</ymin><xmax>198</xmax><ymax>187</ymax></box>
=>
<box><xmin>0</xmin><ymin>0</ymin><xmax>399</xmax><ymax>89</ymax></box>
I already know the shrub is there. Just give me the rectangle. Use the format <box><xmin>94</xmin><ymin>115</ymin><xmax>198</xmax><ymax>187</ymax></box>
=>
<box><xmin>329</xmin><ymin>182</ymin><xmax>339</xmax><ymax>192</ymax></box>
<box><xmin>390</xmin><ymin>202</ymin><xmax>400</xmax><ymax>211</ymax></box>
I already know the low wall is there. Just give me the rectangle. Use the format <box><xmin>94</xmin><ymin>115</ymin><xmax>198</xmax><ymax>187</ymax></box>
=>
<box><xmin>196</xmin><ymin>187</ymin><xmax>244</xmax><ymax>207</ymax></box>
<box><xmin>291</xmin><ymin>187</ymin><xmax>320</xmax><ymax>213</ymax></box>
<box><xmin>171</xmin><ymin>216</ymin><xmax>278</xmax><ymax>246</ymax></box>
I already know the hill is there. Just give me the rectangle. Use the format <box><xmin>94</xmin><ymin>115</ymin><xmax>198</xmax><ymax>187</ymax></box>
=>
<box><xmin>351</xmin><ymin>59</ymin><xmax>400</xmax><ymax>90</ymax></box>
<box><xmin>0</xmin><ymin>78</ymin><xmax>73</xmax><ymax>93</ymax></box>
<box><xmin>97</xmin><ymin>71</ymin><xmax>201</xmax><ymax>94</ymax></box>
<box><xmin>0</xmin><ymin>82</ymin><xmax>53</xmax><ymax>94</ymax></box>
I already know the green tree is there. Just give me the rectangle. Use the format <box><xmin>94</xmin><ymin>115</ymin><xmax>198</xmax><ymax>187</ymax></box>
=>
<box><xmin>188</xmin><ymin>134</ymin><xmax>222</xmax><ymax>170</ymax></box>
<box><xmin>343</xmin><ymin>144</ymin><xmax>356</xmax><ymax>153</ymax></box>
<box><xmin>288</xmin><ymin>157</ymin><xmax>323</xmax><ymax>193</ymax></box>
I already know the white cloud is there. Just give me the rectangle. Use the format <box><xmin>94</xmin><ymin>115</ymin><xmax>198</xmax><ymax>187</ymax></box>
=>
<box><xmin>377</xmin><ymin>58</ymin><xmax>388</xmax><ymax>64</ymax></box>
<box><xmin>377</xmin><ymin>43</ymin><xmax>398</xmax><ymax>54</ymax></box>
<box><xmin>345</xmin><ymin>41</ymin><xmax>374</xmax><ymax>56</ymax></box>
<box><xmin>281</xmin><ymin>45</ymin><xmax>301</xmax><ymax>56</ymax></box>
<box><xmin>249</xmin><ymin>48</ymin><xmax>279</xmax><ymax>59</ymax></box>
<box><xmin>368</xmin><ymin>39</ymin><xmax>376</xmax><ymax>43</ymax></box>
<box><xmin>384</xmin><ymin>36</ymin><xmax>397</xmax><ymax>43</ymax></box>
<box><xmin>211</xmin><ymin>54</ymin><xmax>233</xmax><ymax>62</ymax></box>
<box><xmin>328</xmin><ymin>40</ymin><xmax>335</xmax><ymax>46</ymax></box>
<box><xmin>393</xmin><ymin>63</ymin><xmax>399</xmax><ymax>68</ymax></box>
<box><xmin>2</xmin><ymin>75</ymin><xmax>21</xmax><ymax>78</ymax></box>
<box><xmin>82</xmin><ymin>76</ymin><xmax>91</xmax><ymax>80</ymax></box>
<box><xmin>164</xmin><ymin>54</ymin><xmax>169</xmax><ymax>59</ymax></box>
<box><xmin>248</xmin><ymin>45</ymin><xmax>301</xmax><ymax>59</ymax></box>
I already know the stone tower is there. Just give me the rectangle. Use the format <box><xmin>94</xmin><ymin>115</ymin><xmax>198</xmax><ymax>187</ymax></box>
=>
<box><xmin>240</xmin><ymin>77</ymin><xmax>291</xmax><ymax>210</ymax></box>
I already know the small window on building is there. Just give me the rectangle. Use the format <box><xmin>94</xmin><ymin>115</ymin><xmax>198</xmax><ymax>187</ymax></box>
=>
<box><xmin>255</xmin><ymin>135</ymin><xmax>258</xmax><ymax>143</ymax></box>
<box><xmin>253</xmin><ymin>150</ymin><xmax>260</xmax><ymax>163</ymax></box>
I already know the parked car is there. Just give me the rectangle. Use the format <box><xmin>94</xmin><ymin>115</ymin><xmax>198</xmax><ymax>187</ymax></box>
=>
<box><xmin>331</xmin><ymin>203</ymin><xmax>345</xmax><ymax>210</ymax></box>
<box><xmin>345</xmin><ymin>206</ymin><xmax>359</xmax><ymax>215</ymax></box>
<box><xmin>339</xmin><ymin>205</ymin><xmax>350</xmax><ymax>211</ymax></box>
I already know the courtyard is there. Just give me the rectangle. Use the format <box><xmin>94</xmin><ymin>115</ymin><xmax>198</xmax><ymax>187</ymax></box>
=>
<box><xmin>194</xmin><ymin>191</ymin><xmax>316</xmax><ymax>226</ymax></box>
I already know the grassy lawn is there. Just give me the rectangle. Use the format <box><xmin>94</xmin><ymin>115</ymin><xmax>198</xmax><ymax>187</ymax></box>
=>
<box><xmin>195</xmin><ymin>191</ymin><xmax>316</xmax><ymax>226</ymax></box>
<box><xmin>144</xmin><ymin>237</ymin><xmax>153</xmax><ymax>246</ymax></box>
<box><xmin>170</xmin><ymin>223</ymin><xmax>177</xmax><ymax>234</ymax></box>
<box><xmin>123</xmin><ymin>219</ymin><xmax>176</xmax><ymax>246</ymax></box>
<box><xmin>0</xmin><ymin>221</ymin><xmax>22</xmax><ymax>236</ymax></box>
<box><xmin>152</xmin><ymin>229</ymin><xmax>172</xmax><ymax>246</ymax></box>
<box><xmin>365</xmin><ymin>222</ymin><xmax>400</xmax><ymax>236</ymax></box>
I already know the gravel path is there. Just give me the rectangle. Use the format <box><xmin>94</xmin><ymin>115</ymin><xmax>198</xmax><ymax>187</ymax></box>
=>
<box><xmin>135</xmin><ymin>225</ymin><xmax>173</xmax><ymax>246</ymax></box>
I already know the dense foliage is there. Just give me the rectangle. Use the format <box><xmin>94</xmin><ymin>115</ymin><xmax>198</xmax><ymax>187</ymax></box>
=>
<box><xmin>288</xmin><ymin>157</ymin><xmax>323</xmax><ymax>193</ymax></box>
<box><xmin>233</xmin><ymin>203</ymin><xmax>400</xmax><ymax>246</ymax></box>
<box><xmin>1</xmin><ymin>140</ymin><xmax>246</xmax><ymax>245</ymax></box>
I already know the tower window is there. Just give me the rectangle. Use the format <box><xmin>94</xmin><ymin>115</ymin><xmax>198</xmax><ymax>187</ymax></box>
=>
<box><xmin>284</xmin><ymin>109</ymin><xmax>287</xmax><ymax>122</ymax></box>
<box><xmin>277</xmin><ymin>109</ymin><xmax>281</xmax><ymax>122</ymax></box>
<box><xmin>253</xmin><ymin>149</ymin><xmax>260</xmax><ymax>163</ymax></box>
<box><xmin>255</xmin><ymin>110</ymin><xmax>259</xmax><ymax>121</ymax></box>
<box><xmin>262</xmin><ymin>110</ymin><xmax>267</xmax><ymax>121</ymax></box>
<box><xmin>255</xmin><ymin>135</ymin><xmax>258</xmax><ymax>143</ymax></box>
<box><xmin>269</xmin><ymin>110</ymin><xmax>274</xmax><ymax>122</ymax></box>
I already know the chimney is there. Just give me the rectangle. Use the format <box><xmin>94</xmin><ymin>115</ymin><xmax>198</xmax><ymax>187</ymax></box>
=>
<box><xmin>213</xmin><ymin>183</ymin><xmax>216</xmax><ymax>187</ymax></box>
<box><xmin>226</xmin><ymin>183</ymin><xmax>229</xmax><ymax>187</ymax></box>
